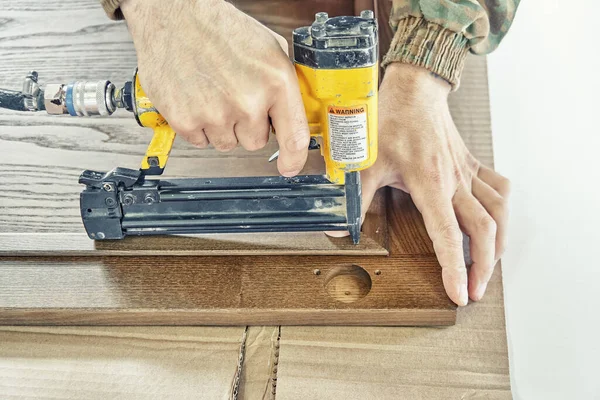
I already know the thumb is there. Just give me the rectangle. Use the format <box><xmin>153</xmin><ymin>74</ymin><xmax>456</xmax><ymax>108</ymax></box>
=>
<box><xmin>269</xmin><ymin>72</ymin><xmax>310</xmax><ymax>177</ymax></box>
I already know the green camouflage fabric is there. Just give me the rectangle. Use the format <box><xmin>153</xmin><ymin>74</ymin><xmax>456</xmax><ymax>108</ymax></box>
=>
<box><xmin>100</xmin><ymin>0</ymin><xmax>519</xmax><ymax>88</ymax></box>
<box><xmin>384</xmin><ymin>0</ymin><xmax>520</xmax><ymax>89</ymax></box>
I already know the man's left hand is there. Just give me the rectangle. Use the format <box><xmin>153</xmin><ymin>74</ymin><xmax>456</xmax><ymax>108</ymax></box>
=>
<box><xmin>360</xmin><ymin>63</ymin><xmax>511</xmax><ymax>306</ymax></box>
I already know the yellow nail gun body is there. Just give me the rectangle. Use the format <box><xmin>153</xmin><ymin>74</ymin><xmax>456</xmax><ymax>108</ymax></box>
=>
<box><xmin>296</xmin><ymin>61</ymin><xmax>378</xmax><ymax>184</ymax></box>
<box><xmin>136</xmin><ymin>10</ymin><xmax>378</xmax><ymax>185</ymax></box>
<box><xmin>2</xmin><ymin>11</ymin><xmax>378</xmax><ymax>243</ymax></box>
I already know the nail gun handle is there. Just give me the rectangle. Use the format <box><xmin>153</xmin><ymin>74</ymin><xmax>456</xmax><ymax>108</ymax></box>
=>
<box><xmin>141</xmin><ymin>124</ymin><xmax>176</xmax><ymax>175</ymax></box>
<box><xmin>131</xmin><ymin>70</ymin><xmax>176</xmax><ymax>176</ymax></box>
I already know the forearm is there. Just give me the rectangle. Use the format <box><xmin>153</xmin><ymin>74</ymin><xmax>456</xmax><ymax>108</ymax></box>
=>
<box><xmin>384</xmin><ymin>0</ymin><xmax>520</xmax><ymax>89</ymax></box>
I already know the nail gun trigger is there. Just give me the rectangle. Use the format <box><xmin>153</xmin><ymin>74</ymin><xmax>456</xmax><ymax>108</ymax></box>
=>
<box><xmin>267</xmin><ymin>137</ymin><xmax>320</xmax><ymax>163</ymax></box>
<box><xmin>308</xmin><ymin>137</ymin><xmax>320</xmax><ymax>151</ymax></box>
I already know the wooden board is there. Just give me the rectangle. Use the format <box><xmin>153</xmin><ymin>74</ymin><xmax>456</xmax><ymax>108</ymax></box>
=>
<box><xmin>0</xmin><ymin>254</ymin><xmax>454</xmax><ymax>326</ymax></box>
<box><xmin>0</xmin><ymin>0</ymin><xmax>457</xmax><ymax>326</ymax></box>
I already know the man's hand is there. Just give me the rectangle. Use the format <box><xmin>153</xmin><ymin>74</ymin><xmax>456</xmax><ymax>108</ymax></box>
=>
<box><xmin>362</xmin><ymin>63</ymin><xmax>511</xmax><ymax>306</ymax></box>
<box><xmin>121</xmin><ymin>0</ymin><xmax>310</xmax><ymax>177</ymax></box>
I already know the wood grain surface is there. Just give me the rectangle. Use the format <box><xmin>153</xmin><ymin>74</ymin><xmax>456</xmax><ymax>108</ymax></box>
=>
<box><xmin>0</xmin><ymin>0</ymin><xmax>456</xmax><ymax>326</ymax></box>
<box><xmin>0</xmin><ymin>252</ymin><xmax>454</xmax><ymax>325</ymax></box>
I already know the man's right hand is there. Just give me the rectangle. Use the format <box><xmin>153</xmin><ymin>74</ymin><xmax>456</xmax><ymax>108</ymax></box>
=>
<box><xmin>121</xmin><ymin>0</ymin><xmax>310</xmax><ymax>177</ymax></box>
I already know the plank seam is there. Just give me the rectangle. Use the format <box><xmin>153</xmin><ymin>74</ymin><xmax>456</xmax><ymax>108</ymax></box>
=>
<box><xmin>271</xmin><ymin>326</ymin><xmax>281</xmax><ymax>399</ymax></box>
<box><xmin>232</xmin><ymin>326</ymin><xmax>249</xmax><ymax>400</ymax></box>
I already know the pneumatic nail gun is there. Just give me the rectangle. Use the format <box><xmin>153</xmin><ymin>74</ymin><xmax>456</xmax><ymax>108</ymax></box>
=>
<box><xmin>0</xmin><ymin>11</ymin><xmax>378</xmax><ymax>244</ymax></box>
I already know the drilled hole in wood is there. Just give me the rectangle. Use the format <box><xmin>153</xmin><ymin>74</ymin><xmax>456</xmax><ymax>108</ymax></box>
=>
<box><xmin>324</xmin><ymin>265</ymin><xmax>372</xmax><ymax>303</ymax></box>
<box><xmin>375</xmin><ymin>270</ymin><xmax>381</xmax><ymax>275</ymax></box>
<box><xmin>313</xmin><ymin>269</ymin><xmax>321</xmax><ymax>276</ymax></box>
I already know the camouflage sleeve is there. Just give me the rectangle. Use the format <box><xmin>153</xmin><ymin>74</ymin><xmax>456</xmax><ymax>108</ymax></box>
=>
<box><xmin>99</xmin><ymin>0</ymin><xmax>124</xmax><ymax>20</ymax></box>
<box><xmin>383</xmin><ymin>0</ymin><xmax>520</xmax><ymax>89</ymax></box>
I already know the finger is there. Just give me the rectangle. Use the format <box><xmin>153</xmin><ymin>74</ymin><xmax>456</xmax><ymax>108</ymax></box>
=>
<box><xmin>203</xmin><ymin>126</ymin><xmax>238</xmax><ymax>152</ymax></box>
<box><xmin>472</xmin><ymin>177</ymin><xmax>509</xmax><ymax>262</ymax></box>
<box><xmin>324</xmin><ymin>170</ymin><xmax>382</xmax><ymax>238</ymax></box>
<box><xmin>234</xmin><ymin>118</ymin><xmax>270</xmax><ymax>151</ymax></box>
<box><xmin>179</xmin><ymin>128</ymin><xmax>209</xmax><ymax>148</ymax></box>
<box><xmin>411</xmin><ymin>191</ymin><xmax>468</xmax><ymax>306</ymax></box>
<box><xmin>269</xmin><ymin>72</ymin><xmax>310</xmax><ymax>177</ymax></box>
<box><xmin>165</xmin><ymin>113</ymin><xmax>209</xmax><ymax>149</ymax></box>
<box><xmin>453</xmin><ymin>188</ymin><xmax>497</xmax><ymax>301</ymax></box>
<box><xmin>478</xmin><ymin>165</ymin><xmax>511</xmax><ymax>198</ymax></box>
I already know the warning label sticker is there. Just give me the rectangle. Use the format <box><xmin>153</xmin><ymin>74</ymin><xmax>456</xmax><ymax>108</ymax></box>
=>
<box><xmin>328</xmin><ymin>105</ymin><xmax>368</xmax><ymax>163</ymax></box>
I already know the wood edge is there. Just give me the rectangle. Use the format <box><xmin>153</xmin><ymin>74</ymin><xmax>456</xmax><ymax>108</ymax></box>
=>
<box><xmin>0</xmin><ymin>233</ymin><xmax>389</xmax><ymax>257</ymax></box>
<box><xmin>0</xmin><ymin>249</ymin><xmax>389</xmax><ymax>257</ymax></box>
<box><xmin>0</xmin><ymin>308</ymin><xmax>457</xmax><ymax>326</ymax></box>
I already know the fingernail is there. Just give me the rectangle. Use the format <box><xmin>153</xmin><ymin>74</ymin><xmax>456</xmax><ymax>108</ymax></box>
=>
<box><xmin>458</xmin><ymin>283</ymin><xmax>469</xmax><ymax>306</ymax></box>
<box><xmin>282</xmin><ymin>169</ymin><xmax>301</xmax><ymax>177</ymax></box>
<box><xmin>474</xmin><ymin>282</ymin><xmax>488</xmax><ymax>301</ymax></box>
<box><xmin>324</xmin><ymin>230</ymin><xmax>349</xmax><ymax>238</ymax></box>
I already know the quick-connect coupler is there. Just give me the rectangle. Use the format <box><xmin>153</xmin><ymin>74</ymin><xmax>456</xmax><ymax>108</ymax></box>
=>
<box><xmin>42</xmin><ymin>79</ymin><xmax>133</xmax><ymax>116</ymax></box>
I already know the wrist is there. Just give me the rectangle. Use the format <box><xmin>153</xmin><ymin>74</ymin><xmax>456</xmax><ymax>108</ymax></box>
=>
<box><xmin>383</xmin><ymin>63</ymin><xmax>451</xmax><ymax>104</ymax></box>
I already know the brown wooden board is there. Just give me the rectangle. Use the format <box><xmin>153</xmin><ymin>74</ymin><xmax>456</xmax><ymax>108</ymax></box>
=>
<box><xmin>0</xmin><ymin>253</ymin><xmax>454</xmax><ymax>326</ymax></box>
<box><xmin>0</xmin><ymin>0</ymin><xmax>457</xmax><ymax>326</ymax></box>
